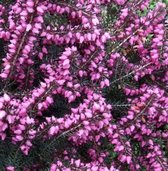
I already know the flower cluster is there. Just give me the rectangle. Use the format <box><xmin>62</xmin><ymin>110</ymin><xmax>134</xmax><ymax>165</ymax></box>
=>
<box><xmin>0</xmin><ymin>0</ymin><xmax>167</xmax><ymax>170</ymax></box>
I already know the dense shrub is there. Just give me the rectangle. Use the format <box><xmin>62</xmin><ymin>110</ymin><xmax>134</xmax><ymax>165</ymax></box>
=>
<box><xmin>0</xmin><ymin>0</ymin><xmax>167</xmax><ymax>170</ymax></box>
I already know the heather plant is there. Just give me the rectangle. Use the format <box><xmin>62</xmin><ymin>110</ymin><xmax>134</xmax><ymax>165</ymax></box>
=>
<box><xmin>0</xmin><ymin>0</ymin><xmax>167</xmax><ymax>171</ymax></box>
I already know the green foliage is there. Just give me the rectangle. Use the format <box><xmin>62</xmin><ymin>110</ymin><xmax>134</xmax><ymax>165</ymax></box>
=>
<box><xmin>164</xmin><ymin>0</ymin><xmax>168</xmax><ymax>5</ymax></box>
<box><xmin>44</xmin><ymin>13</ymin><xmax>68</xmax><ymax>28</ymax></box>
<box><xmin>137</xmin><ymin>0</ymin><xmax>157</xmax><ymax>16</ymax></box>
<box><xmin>100</xmin><ymin>138</ymin><xmax>118</xmax><ymax>165</ymax></box>
<box><xmin>137</xmin><ymin>0</ymin><xmax>168</xmax><ymax>17</ymax></box>
<box><xmin>149</xmin><ymin>0</ymin><xmax>157</xmax><ymax>9</ymax></box>
<box><xmin>101</xmin><ymin>4</ymin><xmax>119</xmax><ymax>29</ymax></box>
<box><xmin>0</xmin><ymin>136</ymin><xmax>70</xmax><ymax>170</ymax></box>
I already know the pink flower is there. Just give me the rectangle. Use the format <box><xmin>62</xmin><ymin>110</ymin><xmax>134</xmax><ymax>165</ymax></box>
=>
<box><xmin>6</xmin><ymin>166</ymin><xmax>15</xmax><ymax>171</ymax></box>
<box><xmin>126</xmin><ymin>156</ymin><xmax>132</xmax><ymax>164</ymax></box>
<box><xmin>20</xmin><ymin>145</ymin><xmax>29</xmax><ymax>155</ymax></box>
<box><xmin>118</xmin><ymin>145</ymin><xmax>124</xmax><ymax>152</ymax></box>
<box><xmin>0</xmin><ymin>110</ymin><xmax>6</xmax><ymax>119</ymax></box>
<box><xmin>115</xmin><ymin>0</ymin><xmax>126</xmax><ymax>5</ymax></box>
<box><xmin>37</xmin><ymin>6</ymin><xmax>44</xmax><ymax>14</ymax></box>
<box><xmin>75</xmin><ymin>159</ymin><xmax>81</xmax><ymax>167</ymax></box>
<box><xmin>49</xmin><ymin>126</ymin><xmax>57</xmax><ymax>136</ymax></box>
<box><xmin>26</xmin><ymin>1</ymin><xmax>34</xmax><ymax>7</ymax></box>
<box><xmin>85</xmin><ymin>111</ymin><xmax>92</xmax><ymax>118</ymax></box>
<box><xmin>0</xmin><ymin>73</ymin><xmax>8</xmax><ymax>78</ymax></box>
<box><xmin>46</xmin><ymin>96</ymin><xmax>53</xmax><ymax>104</ymax></box>
<box><xmin>4</xmin><ymin>93</ymin><xmax>10</xmax><ymax>102</ymax></box>
<box><xmin>26</xmin><ymin>24</ymin><xmax>32</xmax><ymax>32</ymax></box>
<box><xmin>50</xmin><ymin>164</ymin><xmax>57</xmax><ymax>171</ymax></box>
<box><xmin>93</xmin><ymin>102</ymin><xmax>100</xmax><ymax>111</ymax></box>
<box><xmin>92</xmin><ymin>17</ymin><xmax>99</xmax><ymax>25</ymax></box>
